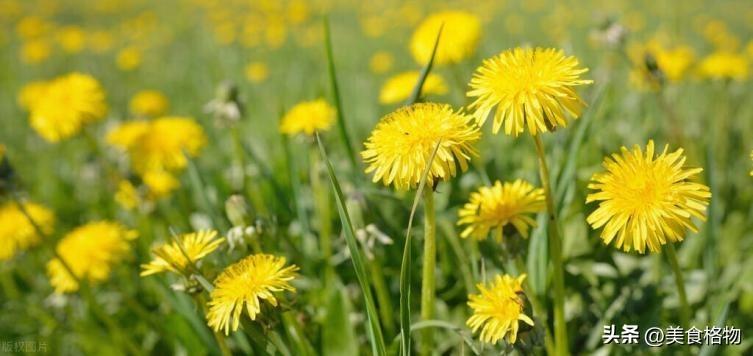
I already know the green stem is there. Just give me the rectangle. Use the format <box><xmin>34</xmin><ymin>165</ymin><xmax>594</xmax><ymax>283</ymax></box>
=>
<box><xmin>310</xmin><ymin>147</ymin><xmax>333</xmax><ymax>280</ymax></box>
<box><xmin>533</xmin><ymin>135</ymin><xmax>569</xmax><ymax>356</ymax></box>
<box><xmin>420</xmin><ymin>189</ymin><xmax>436</xmax><ymax>356</ymax></box>
<box><xmin>665</xmin><ymin>243</ymin><xmax>691</xmax><ymax>327</ymax></box>
<box><xmin>370</xmin><ymin>257</ymin><xmax>396</xmax><ymax>336</ymax></box>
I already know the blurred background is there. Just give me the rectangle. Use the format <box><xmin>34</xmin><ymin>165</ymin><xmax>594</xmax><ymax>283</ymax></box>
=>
<box><xmin>1</xmin><ymin>0</ymin><xmax>753</xmax><ymax>354</ymax></box>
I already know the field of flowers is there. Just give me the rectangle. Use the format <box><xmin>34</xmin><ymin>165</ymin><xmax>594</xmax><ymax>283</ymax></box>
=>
<box><xmin>2</xmin><ymin>0</ymin><xmax>753</xmax><ymax>355</ymax></box>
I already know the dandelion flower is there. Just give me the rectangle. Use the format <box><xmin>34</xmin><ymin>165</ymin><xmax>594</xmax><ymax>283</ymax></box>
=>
<box><xmin>586</xmin><ymin>140</ymin><xmax>711</xmax><ymax>253</ymax></box>
<box><xmin>206</xmin><ymin>254</ymin><xmax>298</xmax><ymax>335</ymax></box>
<box><xmin>107</xmin><ymin>117</ymin><xmax>207</xmax><ymax>174</ymax></box>
<box><xmin>116</xmin><ymin>46</ymin><xmax>142</xmax><ymax>71</ymax></box>
<box><xmin>279</xmin><ymin>99</ymin><xmax>336</xmax><ymax>136</ymax></box>
<box><xmin>129</xmin><ymin>90</ymin><xmax>169</xmax><ymax>117</ymax></box>
<box><xmin>467</xmin><ymin>274</ymin><xmax>533</xmax><ymax>345</ymax></box>
<box><xmin>379</xmin><ymin>71</ymin><xmax>448</xmax><ymax>104</ymax></box>
<box><xmin>17</xmin><ymin>80</ymin><xmax>48</xmax><ymax>110</ymax></box>
<box><xmin>0</xmin><ymin>202</ymin><xmax>54</xmax><ymax>261</ymax></box>
<box><xmin>27</xmin><ymin>73</ymin><xmax>108</xmax><ymax>142</ymax></box>
<box><xmin>114</xmin><ymin>180</ymin><xmax>140</xmax><ymax>210</ymax></box>
<box><xmin>698</xmin><ymin>51</ymin><xmax>749</xmax><ymax>80</ymax></box>
<box><xmin>57</xmin><ymin>26</ymin><xmax>86</xmax><ymax>53</ymax></box>
<box><xmin>244</xmin><ymin>61</ymin><xmax>269</xmax><ymax>83</ymax></box>
<box><xmin>655</xmin><ymin>46</ymin><xmax>696</xmax><ymax>82</ymax></box>
<box><xmin>467</xmin><ymin>47</ymin><xmax>592</xmax><ymax>136</ymax></box>
<box><xmin>369</xmin><ymin>51</ymin><xmax>394</xmax><ymax>74</ymax></box>
<box><xmin>47</xmin><ymin>221</ymin><xmax>137</xmax><ymax>293</ymax></box>
<box><xmin>143</xmin><ymin>170</ymin><xmax>180</xmax><ymax>198</ymax></box>
<box><xmin>141</xmin><ymin>230</ymin><xmax>225</xmax><ymax>276</ymax></box>
<box><xmin>362</xmin><ymin>103</ymin><xmax>480</xmax><ymax>190</ymax></box>
<box><xmin>20</xmin><ymin>39</ymin><xmax>51</xmax><ymax>64</ymax></box>
<box><xmin>458</xmin><ymin>180</ymin><xmax>545</xmax><ymax>240</ymax></box>
<box><xmin>410</xmin><ymin>11</ymin><xmax>481</xmax><ymax>66</ymax></box>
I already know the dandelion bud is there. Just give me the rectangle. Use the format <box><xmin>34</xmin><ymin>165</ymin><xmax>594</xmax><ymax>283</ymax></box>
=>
<box><xmin>225</xmin><ymin>194</ymin><xmax>251</xmax><ymax>227</ymax></box>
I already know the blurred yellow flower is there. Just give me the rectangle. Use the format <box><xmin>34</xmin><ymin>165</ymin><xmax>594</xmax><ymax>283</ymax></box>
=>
<box><xmin>369</xmin><ymin>51</ymin><xmax>394</xmax><ymax>74</ymax></box>
<box><xmin>57</xmin><ymin>26</ymin><xmax>86</xmax><ymax>53</ymax></box>
<box><xmin>410</xmin><ymin>11</ymin><xmax>481</xmax><ymax>66</ymax></box>
<box><xmin>114</xmin><ymin>180</ymin><xmax>140</xmax><ymax>210</ymax></box>
<box><xmin>20</xmin><ymin>39</ymin><xmax>51</xmax><ymax>64</ymax></box>
<box><xmin>143</xmin><ymin>170</ymin><xmax>180</xmax><ymax>198</ymax></box>
<box><xmin>206</xmin><ymin>254</ymin><xmax>298</xmax><ymax>335</ymax></box>
<box><xmin>129</xmin><ymin>90</ymin><xmax>169</xmax><ymax>117</ymax></box>
<box><xmin>362</xmin><ymin>103</ymin><xmax>480</xmax><ymax>190</ymax></box>
<box><xmin>0</xmin><ymin>202</ymin><xmax>55</xmax><ymax>261</ymax></box>
<box><xmin>586</xmin><ymin>140</ymin><xmax>711</xmax><ymax>254</ymax></box>
<box><xmin>379</xmin><ymin>71</ymin><xmax>448</xmax><ymax>104</ymax></box>
<box><xmin>116</xmin><ymin>46</ymin><xmax>142</xmax><ymax>71</ymax></box>
<box><xmin>27</xmin><ymin>73</ymin><xmax>108</xmax><ymax>142</ymax></box>
<box><xmin>279</xmin><ymin>99</ymin><xmax>336</xmax><ymax>136</ymax></box>
<box><xmin>656</xmin><ymin>46</ymin><xmax>696</xmax><ymax>81</ymax></box>
<box><xmin>141</xmin><ymin>230</ymin><xmax>225</xmax><ymax>276</ymax></box>
<box><xmin>467</xmin><ymin>274</ymin><xmax>533</xmax><ymax>345</ymax></box>
<box><xmin>467</xmin><ymin>47</ymin><xmax>592</xmax><ymax>136</ymax></box>
<box><xmin>698</xmin><ymin>51</ymin><xmax>749</xmax><ymax>80</ymax></box>
<box><xmin>47</xmin><ymin>221</ymin><xmax>137</xmax><ymax>293</ymax></box>
<box><xmin>17</xmin><ymin>80</ymin><xmax>48</xmax><ymax>110</ymax></box>
<box><xmin>16</xmin><ymin>16</ymin><xmax>51</xmax><ymax>39</ymax></box>
<box><xmin>88</xmin><ymin>30</ymin><xmax>114</xmax><ymax>53</ymax></box>
<box><xmin>244</xmin><ymin>61</ymin><xmax>269</xmax><ymax>83</ymax></box>
<box><xmin>107</xmin><ymin>117</ymin><xmax>207</xmax><ymax>174</ymax></box>
<box><xmin>458</xmin><ymin>180</ymin><xmax>545</xmax><ymax>240</ymax></box>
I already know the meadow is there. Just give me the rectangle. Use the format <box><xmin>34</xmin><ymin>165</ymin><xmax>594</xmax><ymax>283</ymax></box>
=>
<box><xmin>1</xmin><ymin>0</ymin><xmax>753</xmax><ymax>355</ymax></box>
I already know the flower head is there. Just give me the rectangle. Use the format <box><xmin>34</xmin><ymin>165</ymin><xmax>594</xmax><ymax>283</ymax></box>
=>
<box><xmin>362</xmin><ymin>103</ymin><xmax>480</xmax><ymax>190</ymax></box>
<box><xmin>698</xmin><ymin>51</ymin><xmax>749</xmax><ymax>80</ymax></box>
<box><xmin>26</xmin><ymin>73</ymin><xmax>108</xmax><ymax>142</ymax></box>
<box><xmin>467</xmin><ymin>47</ymin><xmax>592</xmax><ymax>136</ymax></box>
<box><xmin>141</xmin><ymin>230</ymin><xmax>225</xmax><ymax>276</ymax></box>
<box><xmin>143</xmin><ymin>170</ymin><xmax>180</xmax><ymax>198</ymax></box>
<box><xmin>379</xmin><ymin>71</ymin><xmax>448</xmax><ymax>104</ymax></box>
<box><xmin>410</xmin><ymin>11</ymin><xmax>481</xmax><ymax>66</ymax></box>
<box><xmin>114</xmin><ymin>180</ymin><xmax>140</xmax><ymax>210</ymax></box>
<box><xmin>107</xmin><ymin>117</ymin><xmax>207</xmax><ymax>175</ymax></box>
<box><xmin>586</xmin><ymin>140</ymin><xmax>711</xmax><ymax>253</ymax></box>
<box><xmin>0</xmin><ymin>202</ymin><xmax>55</xmax><ymax>261</ymax></box>
<box><xmin>467</xmin><ymin>274</ymin><xmax>533</xmax><ymax>345</ymax></box>
<box><xmin>458</xmin><ymin>180</ymin><xmax>545</xmax><ymax>240</ymax></box>
<box><xmin>130</xmin><ymin>90</ymin><xmax>169</xmax><ymax>117</ymax></box>
<box><xmin>244</xmin><ymin>62</ymin><xmax>269</xmax><ymax>83</ymax></box>
<box><xmin>206</xmin><ymin>254</ymin><xmax>298</xmax><ymax>335</ymax></box>
<box><xmin>279</xmin><ymin>99</ymin><xmax>336</xmax><ymax>136</ymax></box>
<box><xmin>47</xmin><ymin>221</ymin><xmax>137</xmax><ymax>293</ymax></box>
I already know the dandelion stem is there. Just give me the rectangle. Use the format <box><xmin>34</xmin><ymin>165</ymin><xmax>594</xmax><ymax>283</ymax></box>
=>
<box><xmin>533</xmin><ymin>134</ymin><xmax>569</xmax><ymax>356</ymax></box>
<box><xmin>665</xmin><ymin>243</ymin><xmax>691</xmax><ymax>327</ymax></box>
<box><xmin>420</xmin><ymin>188</ymin><xmax>437</xmax><ymax>356</ymax></box>
<box><xmin>309</xmin><ymin>146</ymin><xmax>333</xmax><ymax>282</ymax></box>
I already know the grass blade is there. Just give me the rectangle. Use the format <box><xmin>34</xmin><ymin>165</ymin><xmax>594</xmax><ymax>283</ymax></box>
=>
<box><xmin>699</xmin><ymin>302</ymin><xmax>729</xmax><ymax>356</ymax></box>
<box><xmin>316</xmin><ymin>133</ymin><xmax>387</xmax><ymax>356</ymax></box>
<box><xmin>406</xmin><ymin>24</ymin><xmax>444</xmax><ymax>105</ymax></box>
<box><xmin>323</xmin><ymin>17</ymin><xmax>357</xmax><ymax>169</ymax></box>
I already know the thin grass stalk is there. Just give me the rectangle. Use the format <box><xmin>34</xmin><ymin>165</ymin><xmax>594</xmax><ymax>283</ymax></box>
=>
<box><xmin>664</xmin><ymin>243</ymin><xmax>691</xmax><ymax>327</ymax></box>
<box><xmin>532</xmin><ymin>135</ymin><xmax>568</xmax><ymax>356</ymax></box>
<box><xmin>309</xmin><ymin>146</ymin><xmax>333</xmax><ymax>282</ymax></box>
<box><xmin>323</xmin><ymin>17</ymin><xmax>357</xmax><ymax>169</ymax></box>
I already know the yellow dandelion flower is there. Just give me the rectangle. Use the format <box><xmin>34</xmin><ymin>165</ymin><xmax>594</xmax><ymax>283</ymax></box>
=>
<box><xmin>410</xmin><ymin>11</ymin><xmax>481</xmax><ymax>66</ymax></box>
<box><xmin>20</xmin><ymin>38</ymin><xmax>51</xmax><ymax>64</ymax></box>
<box><xmin>107</xmin><ymin>117</ymin><xmax>207</xmax><ymax>174</ymax></box>
<box><xmin>467</xmin><ymin>274</ymin><xmax>534</xmax><ymax>345</ymax></box>
<box><xmin>47</xmin><ymin>221</ymin><xmax>137</xmax><ymax>293</ymax></box>
<box><xmin>141</xmin><ymin>230</ymin><xmax>225</xmax><ymax>276</ymax></box>
<box><xmin>279</xmin><ymin>99</ymin><xmax>336</xmax><ymax>136</ymax></box>
<box><xmin>467</xmin><ymin>47</ymin><xmax>593</xmax><ymax>136</ymax></box>
<box><xmin>143</xmin><ymin>170</ymin><xmax>180</xmax><ymax>198</ymax></box>
<box><xmin>17</xmin><ymin>80</ymin><xmax>48</xmax><ymax>110</ymax></box>
<box><xmin>28</xmin><ymin>73</ymin><xmax>108</xmax><ymax>142</ymax></box>
<box><xmin>586</xmin><ymin>140</ymin><xmax>711</xmax><ymax>254</ymax></box>
<box><xmin>0</xmin><ymin>202</ymin><xmax>55</xmax><ymax>261</ymax></box>
<box><xmin>378</xmin><ymin>71</ymin><xmax>448</xmax><ymax>104</ymax></box>
<box><xmin>88</xmin><ymin>30</ymin><xmax>114</xmax><ymax>53</ymax></box>
<box><xmin>698</xmin><ymin>51</ymin><xmax>749</xmax><ymax>80</ymax></box>
<box><xmin>206</xmin><ymin>254</ymin><xmax>298</xmax><ymax>335</ymax></box>
<box><xmin>362</xmin><ymin>103</ymin><xmax>480</xmax><ymax>190</ymax></box>
<box><xmin>244</xmin><ymin>61</ymin><xmax>269</xmax><ymax>83</ymax></box>
<box><xmin>129</xmin><ymin>90</ymin><xmax>169</xmax><ymax>117</ymax></box>
<box><xmin>458</xmin><ymin>180</ymin><xmax>545</xmax><ymax>240</ymax></box>
<box><xmin>116</xmin><ymin>46</ymin><xmax>142</xmax><ymax>71</ymax></box>
<box><xmin>114</xmin><ymin>180</ymin><xmax>140</xmax><ymax>210</ymax></box>
<box><xmin>369</xmin><ymin>51</ymin><xmax>394</xmax><ymax>74</ymax></box>
<box><xmin>57</xmin><ymin>26</ymin><xmax>86</xmax><ymax>54</ymax></box>
<box><xmin>656</xmin><ymin>46</ymin><xmax>696</xmax><ymax>82</ymax></box>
